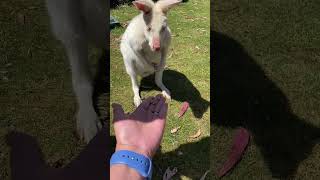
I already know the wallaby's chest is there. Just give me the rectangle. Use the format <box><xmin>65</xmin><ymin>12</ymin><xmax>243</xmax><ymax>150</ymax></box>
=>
<box><xmin>135</xmin><ymin>43</ymin><xmax>162</xmax><ymax>77</ymax></box>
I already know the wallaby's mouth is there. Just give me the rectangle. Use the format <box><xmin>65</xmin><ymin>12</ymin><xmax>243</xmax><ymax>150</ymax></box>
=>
<box><xmin>151</xmin><ymin>37</ymin><xmax>161</xmax><ymax>52</ymax></box>
<box><xmin>151</xmin><ymin>46</ymin><xmax>161</xmax><ymax>52</ymax></box>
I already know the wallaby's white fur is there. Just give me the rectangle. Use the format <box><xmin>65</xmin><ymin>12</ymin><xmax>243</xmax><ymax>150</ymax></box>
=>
<box><xmin>121</xmin><ymin>0</ymin><xmax>181</xmax><ymax>106</ymax></box>
<box><xmin>45</xmin><ymin>0</ymin><xmax>107</xmax><ymax>143</ymax></box>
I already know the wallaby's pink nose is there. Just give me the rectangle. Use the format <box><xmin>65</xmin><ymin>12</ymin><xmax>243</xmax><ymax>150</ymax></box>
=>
<box><xmin>152</xmin><ymin>38</ymin><xmax>161</xmax><ymax>51</ymax></box>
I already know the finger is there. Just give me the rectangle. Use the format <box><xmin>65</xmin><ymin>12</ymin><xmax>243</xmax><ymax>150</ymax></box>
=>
<box><xmin>139</xmin><ymin>96</ymin><xmax>154</xmax><ymax>110</ymax></box>
<box><xmin>112</xmin><ymin>103</ymin><xmax>126</xmax><ymax>122</ymax></box>
<box><xmin>157</xmin><ymin>102</ymin><xmax>168</xmax><ymax>119</ymax></box>
<box><xmin>149</xmin><ymin>96</ymin><xmax>161</xmax><ymax>113</ymax></box>
<box><xmin>146</xmin><ymin>98</ymin><xmax>159</xmax><ymax>120</ymax></box>
<box><xmin>151</xmin><ymin>96</ymin><xmax>159</xmax><ymax>104</ymax></box>
<box><xmin>154</xmin><ymin>96</ymin><xmax>165</xmax><ymax>116</ymax></box>
<box><xmin>152</xmin><ymin>103</ymin><xmax>168</xmax><ymax>134</ymax></box>
<box><xmin>155</xmin><ymin>94</ymin><xmax>162</xmax><ymax>100</ymax></box>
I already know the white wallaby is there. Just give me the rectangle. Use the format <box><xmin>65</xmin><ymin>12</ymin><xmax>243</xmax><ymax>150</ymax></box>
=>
<box><xmin>120</xmin><ymin>0</ymin><xmax>181</xmax><ymax>107</ymax></box>
<box><xmin>45</xmin><ymin>0</ymin><xmax>107</xmax><ymax>143</ymax></box>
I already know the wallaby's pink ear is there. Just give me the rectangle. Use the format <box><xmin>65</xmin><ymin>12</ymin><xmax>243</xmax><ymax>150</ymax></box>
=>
<box><xmin>156</xmin><ymin>0</ymin><xmax>182</xmax><ymax>13</ymax></box>
<box><xmin>133</xmin><ymin>0</ymin><xmax>154</xmax><ymax>14</ymax></box>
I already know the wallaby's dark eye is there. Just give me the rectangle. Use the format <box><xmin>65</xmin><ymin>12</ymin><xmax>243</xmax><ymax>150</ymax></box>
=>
<box><xmin>147</xmin><ymin>26</ymin><xmax>152</xmax><ymax>31</ymax></box>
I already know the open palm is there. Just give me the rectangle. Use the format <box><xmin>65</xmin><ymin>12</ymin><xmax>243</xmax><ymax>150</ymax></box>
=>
<box><xmin>112</xmin><ymin>94</ymin><xmax>168</xmax><ymax>158</ymax></box>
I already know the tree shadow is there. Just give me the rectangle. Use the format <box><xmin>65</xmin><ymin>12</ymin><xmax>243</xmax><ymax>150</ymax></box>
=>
<box><xmin>211</xmin><ymin>30</ymin><xmax>320</xmax><ymax>178</ymax></box>
<box><xmin>140</xmin><ymin>70</ymin><xmax>210</xmax><ymax>119</ymax></box>
<box><xmin>6</xmin><ymin>125</ymin><xmax>208</xmax><ymax>180</ymax></box>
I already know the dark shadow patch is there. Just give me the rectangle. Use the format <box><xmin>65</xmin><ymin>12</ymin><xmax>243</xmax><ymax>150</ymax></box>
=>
<box><xmin>5</xmin><ymin>131</ymin><xmax>63</xmax><ymax>180</ymax></box>
<box><xmin>140</xmin><ymin>70</ymin><xmax>210</xmax><ymax>119</ymax></box>
<box><xmin>6</xmin><ymin>130</ymin><xmax>208</xmax><ymax>180</ymax></box>
<box><xmin>6</xmin><ymin>125</ymin><xmax>110</xmax><ymax>180</ymax></box>
<box><xmin>93</xmin><ymin>49</ymin><xmax>110</xmax><ymax>126</ymax></box>
<box><xmin>211</xmin><ymin>30</ymin><xmax>320</xmax><ymax>178</ymax></box>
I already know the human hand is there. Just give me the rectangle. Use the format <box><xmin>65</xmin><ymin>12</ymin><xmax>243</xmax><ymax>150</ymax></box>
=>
<box><xmin>112</xmin><ymin>94</ymin><xmax>168</xmax><ymax>158</ymax></box>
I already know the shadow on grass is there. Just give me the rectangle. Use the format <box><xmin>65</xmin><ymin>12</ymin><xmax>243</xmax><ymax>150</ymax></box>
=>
<box><xmin>153</xmin><ymin>137</ymin><xmax>210</xmax><ymax>179</ymax></box>
<box><xmin>93</xmin><ymin>49</ymin><xmax>110</xmax><ymax>125</ymax></box>
<box><xmin>212</xmin><ymin>31</ymin><xmax>320</xmax><ymax>178</ymax></box>
<box><xmin>140</xmin><ymin>70</ymin><xmax>210</xmax><ymax>119</ymax></box>
<box><xmin>4</xmin><ymin>45</ymin><xmax>111</xmax><ymax>179</ymax></box>
<box><xmin>6</xmin><ymin>127</ymin><xmax>209</xmax><ymax>180</ymax></box>
<box><xmin>5</xmin><ymin>125</ymin><xmax>110</xmax><ymax>180</ymax></box>
<box><xmin>110</xmin><ymin>136</ymin><xmax>210</xmax><ymax>179</ymax></box>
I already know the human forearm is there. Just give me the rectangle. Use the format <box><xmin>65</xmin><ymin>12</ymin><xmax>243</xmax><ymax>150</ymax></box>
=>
<box><xmin>110</xmin><ymin>164</ymin><xmax>144</xmax><ymax>180</ymax></box>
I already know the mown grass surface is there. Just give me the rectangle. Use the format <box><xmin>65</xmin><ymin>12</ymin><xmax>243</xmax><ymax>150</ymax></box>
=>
<box><xmin>0</xmin><ymin>1</ymin><xmax>105</xmax><ymax>179</ymax></box>
<box><xmin>110</xmin><ymin>0</ymin><xmax>210</xmax><ymax>179</ymax></box>
<box><xmin>211</xmin><ymin>1</ymin><xmax>320</xmax><ymax>179</ymax></box>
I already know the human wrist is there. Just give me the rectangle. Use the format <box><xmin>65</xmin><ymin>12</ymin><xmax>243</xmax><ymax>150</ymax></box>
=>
<box><xmin>111</xmin><ymin>164</ymin><xmax>145</xmax><ymax>180</ymax></box>
<box><xmin>115</xmin><ymin>143</ymin><xmax>153</xmax><ymax>158</ymax></box>
<box><xmin>111</xmin><ymin>146</ymin><xmax>153</xmax><ymax>180</ymax></box>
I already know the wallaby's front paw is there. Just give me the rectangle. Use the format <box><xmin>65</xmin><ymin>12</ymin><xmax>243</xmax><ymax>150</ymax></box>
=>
<box><xmin>134</xmin><ymin>95</ymin><xmax>142</xmax><ymax>107</ymax></box>
<box><xmin>162</xmin><ymin>90</ymin><xmax>171</xmax><ymax>100</ymax></box>
<box><xmin>77</xmin><ymin>108</ymin><xmax>101</xmax><ymax>143</ymax></box>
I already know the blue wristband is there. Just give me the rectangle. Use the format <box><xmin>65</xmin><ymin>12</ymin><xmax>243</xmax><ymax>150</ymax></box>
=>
<box><xmin>110</xmin><ymin>150</ymin><xmax>152</xmax><ymax>179</ymax></box>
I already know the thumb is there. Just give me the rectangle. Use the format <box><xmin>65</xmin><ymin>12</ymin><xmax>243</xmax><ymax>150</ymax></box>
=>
<box><xmin>112</xmin><ymin>103</ymin><xmax>126</xmax><ymax>122</ymax></box>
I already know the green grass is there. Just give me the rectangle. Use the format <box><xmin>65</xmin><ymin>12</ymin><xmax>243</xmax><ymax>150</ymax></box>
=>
<box><xmin>0</xmin><ymin>1</ymin><xmax>104</xmax><ymax>179</ymax></box>
<box><xmin>110</xmin><ymin>1</ymin><xmax>210</xmax><ymax>179</ymax></box>
<box><xmin>3</xmin><ymin>0</ymin><xmax>320</xmax><ymax>180</ymax></box>
<box><xmin>211</xmin><ymin>0</ymin><xmax>320</xmax><ymax>179</ymax></box>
